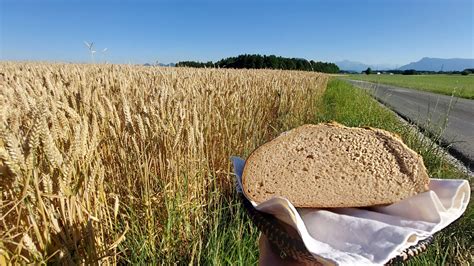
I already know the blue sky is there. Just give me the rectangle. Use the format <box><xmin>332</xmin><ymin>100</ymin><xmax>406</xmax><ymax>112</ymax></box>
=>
<box><xmin>1</xmin><ymin>0</ymin><xmax>473</xmax><ymax>65</ymax></box>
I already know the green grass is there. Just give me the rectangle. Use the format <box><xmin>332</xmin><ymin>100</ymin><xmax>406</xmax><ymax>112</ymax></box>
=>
<box><xmin>346</xmin><ymin>74</ymin><xmax>474</xmax><ymax>99</ymax></box>
<box><xmin>115</xmin><ymin>176</ymin><xmax>261</xmax><ymax>265</ymax></box>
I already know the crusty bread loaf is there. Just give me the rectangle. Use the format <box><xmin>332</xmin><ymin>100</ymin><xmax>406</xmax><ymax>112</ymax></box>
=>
<box><xmin>242</xmin><ymin>123</ymin><xmax>430</xmax><ymax>208</ymax></box>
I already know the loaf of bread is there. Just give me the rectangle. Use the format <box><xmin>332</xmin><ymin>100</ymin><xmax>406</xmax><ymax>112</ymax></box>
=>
<box><xmin>242</xmin><ymin>123</ymin><xmax>430</xmax><ymax>208</ymax></box>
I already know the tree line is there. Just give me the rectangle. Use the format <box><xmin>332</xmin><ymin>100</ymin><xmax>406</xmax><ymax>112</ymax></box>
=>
<box><xmin>176</xmin><ymin>54</ymin><xmax>340</xmax><ymax>73</ymax></box>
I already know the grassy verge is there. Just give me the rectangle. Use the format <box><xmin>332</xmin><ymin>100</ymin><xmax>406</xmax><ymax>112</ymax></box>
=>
<box><xmin>346</xmin><ymin>74</ymin><xmax>474</xmax><ymax>99</ymax></box>
<box><xmin>117</xmin><ymin>187</ymin><xmax>261</xmax><ymax>265</ymax></box>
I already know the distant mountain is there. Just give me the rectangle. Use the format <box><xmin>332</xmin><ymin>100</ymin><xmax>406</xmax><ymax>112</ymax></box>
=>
<box><xmin>335</xmin><ymin>60</ymin><xmax>369</xmax><ymax>72</ymax></box>
<box><xmin>398</xmin><ymin>57</ymin><xmax>474</xmax><ymax>71</ymax></box>
<box><xmin>335</xmin><ymin>60</ymin><xmax>397</xmax><ymax>72</ymax></box>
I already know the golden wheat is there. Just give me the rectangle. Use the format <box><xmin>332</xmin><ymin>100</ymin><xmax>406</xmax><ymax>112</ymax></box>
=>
<box><xmin>0</xmin><ymin>62</ymin><xmax>327</xmax><ymax>264</ymax></box>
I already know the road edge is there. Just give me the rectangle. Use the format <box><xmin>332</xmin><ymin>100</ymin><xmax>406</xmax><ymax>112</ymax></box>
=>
<box><xmin>344</xmin><ymin>79</ymin><xmax>474</xmax><ymax>176</ymax></box>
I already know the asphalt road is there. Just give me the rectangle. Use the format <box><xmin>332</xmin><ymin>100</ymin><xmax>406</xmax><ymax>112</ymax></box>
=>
<box><xmin>346</xmin><ymin>79</ymin><xmax>474</xmax><ymax>170</ymax></box>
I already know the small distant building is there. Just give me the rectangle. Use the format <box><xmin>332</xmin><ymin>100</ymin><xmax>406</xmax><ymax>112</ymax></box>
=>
<box><xmin>377</xmin><ymin>72</ymin><xmax>381</xmax><ymax>75</ymax></box>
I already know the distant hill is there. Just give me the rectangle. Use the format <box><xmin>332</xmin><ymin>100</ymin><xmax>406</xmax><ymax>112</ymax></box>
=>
<box><xmin>398</xmin><ymin>57</ymin><xmax>474</xmax><ymax>71</ymax></box>
<box><xmin>335</xmin><ymin>60</ymin><xmax>397</xmax><ymax>72</ymax></box>
<box><xmin>335</xmin><ymin>60</ymin><xmax>369</xmax><ymax>72</ymax></box>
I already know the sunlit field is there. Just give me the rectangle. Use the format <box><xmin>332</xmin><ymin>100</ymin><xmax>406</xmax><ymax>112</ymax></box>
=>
<box><xmin>0</xmin><ymin>62</ymin><xmax>327</xmax><ymax>264</ymax></box>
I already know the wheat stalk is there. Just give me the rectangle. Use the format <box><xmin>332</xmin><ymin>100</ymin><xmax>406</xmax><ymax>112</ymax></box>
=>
<box><xmin>0</xmin><ymin>62</ymin><xmax>327</xmax><ymax>264</ymax></box>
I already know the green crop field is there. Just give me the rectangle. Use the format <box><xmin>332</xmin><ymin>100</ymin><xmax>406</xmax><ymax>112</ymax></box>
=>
<box><xmin>346</xmin><ymin>74</ymin><xmax>474</xmax><ymax>99</ymax></box>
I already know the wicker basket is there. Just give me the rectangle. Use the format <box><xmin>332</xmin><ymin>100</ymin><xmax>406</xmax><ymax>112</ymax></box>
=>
<box><xmin>240</xmin><ymin>193</ymin><xmax>434</xmax><ymax>265</ymax></box>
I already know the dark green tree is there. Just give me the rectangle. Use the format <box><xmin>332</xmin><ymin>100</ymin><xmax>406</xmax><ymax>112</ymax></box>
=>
<box><xmin>402</xmin><ymin>69</ymin><xmax>417</xmax><ymax>75</ymax></box>
<box><xmin>177</xmin><ymin>54</ymin><xmax>340</xmax><ymax>73</ymax></box>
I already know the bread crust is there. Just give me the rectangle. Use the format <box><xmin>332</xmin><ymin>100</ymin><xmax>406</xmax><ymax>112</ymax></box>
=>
<box><xmin>241</xmin><ymin>123</ymin><xmax>430</xmax><ymax>208</ymax></box>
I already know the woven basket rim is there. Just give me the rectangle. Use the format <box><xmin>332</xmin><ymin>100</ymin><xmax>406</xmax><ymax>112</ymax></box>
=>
<box><xmin>239</xmin><ymin>193</ymin><xmax>434</xmax><ymax>265</ymax></box>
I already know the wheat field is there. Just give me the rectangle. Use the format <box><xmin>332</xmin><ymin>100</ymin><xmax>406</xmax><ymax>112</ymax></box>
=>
<box><xmin>0</xmin><ymin>62</ymin><xmax>328</xmax><ymax>264</ymax></box>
